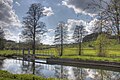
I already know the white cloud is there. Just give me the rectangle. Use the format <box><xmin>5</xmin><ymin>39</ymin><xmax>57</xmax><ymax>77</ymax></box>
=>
<box><xmin>15</xmin><ymin>2</ymin><xmax>20</xmax><ymax>6</ymax></box>
<box><xmin>86</xmin><ymin>18</ymin><xmax>98</xmax><ymax>33</ymax></box>
<box><xmin>66</xmin><ymin>18</ymin><xmax>98</xmax><ymax>43</ymax></box>
<box><xmin>62</xmin><ymin>0</ymin><xmax>97</xmax><ymax>17</ymax></box>
<box><xmin>67</xmin><ymin>19</ymin><xmax>87</xmax><ymax>32</ymax></box>
<box><xmin>42</xmin><ymin>33</ymin><xmax>54</xmax><ymax>45</ymax></box>
<box><xmin>4</xmin><ymin>29</ymin><xmax>20</xmax><ymax>42</ymax></box>
<box><xmin>0</xmin><ymin>0</ymin><xmax>21</xmax><ymax>41</ymax></box>
<box><xmin>41</xmin><ymin>18</ymin><xmax>98</xmax><ymax>44</ymax></box>
<box><xmin>0</xmin><ymin>0</ymin><xmax>21</xmax><ymax>28</ymax></box>
<box><xmin>41</xmin><ymin>28</ymin><xmax>55</xmax><ymax>45</ymax></box>
<box><xmin>48</xmin><ymin>29</ymin><xmax>55</xmax><ymax>32</ymax></box>
<box><xmin>66</xmin><ymin>19</ymin><xmax>87</xmax><ymax>43</ymax></box>
<box><xmin>43</xmin><ymin>7</ymin><xmax>54</xmax><ymax>16</ymax></box>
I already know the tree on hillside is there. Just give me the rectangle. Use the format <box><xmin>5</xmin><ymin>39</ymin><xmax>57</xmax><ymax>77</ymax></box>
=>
<box><xmin>104</xmin><ymin>0</ymin><xmax>120</xmax><ymax>43</ymax></box>
<box><xmin>0</xmin><ymin>27</ymin><xmax>5</xmax><ymax>50</ymax></box>
<box><xmin>22</xmin><ymin>3</ymin><xmax>47</xmax><ymax>74</ymax></box>
<box><xmin>87</xmin><ymin>0</ymin><xmax>114</xmax><ymax>56</ymax></box>
<box><xmin>73</xmin><ymin>25</ymin><xmax>88</xmax><ymax>55</ymax></box>
<box><xmin>54</xmin><ymin>22</ymin><xmax>68</xmax><ymax>56</ymax></box>
<box><xmin>88</xmin><ymin>0</ymin><xmax>120</xmax><ymax>43</ymax></box>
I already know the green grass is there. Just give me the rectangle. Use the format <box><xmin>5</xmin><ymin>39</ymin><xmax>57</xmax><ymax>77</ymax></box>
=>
<box><xmin>0</xmin><ymin>47</ymin><xmax>120</xmax><ymax>57</ymax></box>
<box><xmin>0</xmin><ymin>70</ymin><xmax>62</xmax><ymax>80</ymax></box>
<box><xmin>0</xmin><ymin>48</ymin><xmax>120</xmax><ymax>56</ymax></box>
<box><xmin>0</xmin><ymin>40</ymin><xmax>120</xmax><ymax>62</ymax></box>
<box><xmin>0</xmin><ymin>50</ymin><xmax>17</xmax><ymax>57</ymax></box>
<box><xmin>60</xmin><ymin>56</ymin><xmax>120</xmax><ymax>62</ymax></box>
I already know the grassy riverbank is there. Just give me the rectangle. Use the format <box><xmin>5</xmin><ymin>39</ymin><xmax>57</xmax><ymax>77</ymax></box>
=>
<box><xmin>0</xmin><ymin>48</ymin><xmax>120</xmax><ymax>62</ymax></box>
<box><xmin>0</xmin><ymin>42</ymin><xmax>120</xmax><ymax>62</ymax></box>
<box><xmin>59</xmin><ymin>56</ymin><xmax>120</xmax><ymax>62</ymax></box>
<box><xmin>0</xmin><ymin>70</ymin><xmax>61</xmax><ymax>80</ymax></box>
<box><xmin>0</xmin><ymin>48</ymin><xmax>120</xmax><ymax>57</ymax></box>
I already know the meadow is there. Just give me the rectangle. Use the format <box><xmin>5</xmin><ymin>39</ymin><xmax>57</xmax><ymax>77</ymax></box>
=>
<box><xmin>0</xmin><ymin>46</ymin><xmax>120</xmax><ymax>62</ymax></box>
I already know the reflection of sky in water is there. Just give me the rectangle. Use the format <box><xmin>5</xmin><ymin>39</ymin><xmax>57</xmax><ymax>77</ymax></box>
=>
<box><xmin>67</xmin><ymin>67</ymin><xmax>76</xmax><ymax>80</ymax></box>
<box><xmin>0</xmin><ymin>59</ymin><xmax>120</xmax><ymax>80</ymax></box>
<box><xmin>2</xmin><ymin>59</ymin><xmax>22</xmax><ymax>74</ymax></box>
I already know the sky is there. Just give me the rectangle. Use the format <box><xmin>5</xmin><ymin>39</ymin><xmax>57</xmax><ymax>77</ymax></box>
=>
<box><xmin>0</xmin><ymin>0</ymin><xmax>103</xmax><ymax>45</ymax></box>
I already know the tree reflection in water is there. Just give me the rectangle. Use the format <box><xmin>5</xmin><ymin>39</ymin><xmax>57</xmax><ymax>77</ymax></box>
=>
<box><xmin>54</xmin><ymin>65</ymin><xmax>120</xmax><ymax>80</ymax></box>
<box><xmin>1</xmin><ymin>59</ymin><xmax>120</xmax><ymax>80</ymax></box>
<box><xmin>94</xmin><ymin>70</ymin><xmax>120</xmax><ymax>80</ymax></box>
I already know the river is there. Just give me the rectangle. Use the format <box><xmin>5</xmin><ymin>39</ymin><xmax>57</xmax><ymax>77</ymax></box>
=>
<box><xmin>0</xmin><ymin>58</ymin><xmax>120</xmax><ymax>80</ymax></box>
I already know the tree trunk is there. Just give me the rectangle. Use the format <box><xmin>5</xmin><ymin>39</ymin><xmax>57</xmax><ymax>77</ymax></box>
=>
<box><xmin>78</xmin><ymin>33</ymin><xmax>82</xmax><ymax>55</ymax></box>
<box><xmin>32</xmin><ymin>15</ymin><xmax>36</xmax><ymax>75</ymax></box>
<box><xmin>60</xmin><ymin>25</ymin><xmax>63</xmax><ymax>56</ymax></box>
<box><xmin>60</xmin><ymin>42</ymin><xmax>63</xmax><ymax>56</ymax></box>
<box><xmin>115</xmin><ymin>4</ymin><xmax>120</xmax><ymax>44</ymax></box>
<box><xmin>79</xmin><ymin>42</ymin><xmax>82</xmax><ymax>55</ymax></box>
<box><xmin>116</xmin><ymin>17</ymin><xmax>120</xmax><ymax>44</ymax></box>
<box><xmin>32</xmin><ymin>32</ymin><xmax>35</xmax><ymax>74</ymax></box>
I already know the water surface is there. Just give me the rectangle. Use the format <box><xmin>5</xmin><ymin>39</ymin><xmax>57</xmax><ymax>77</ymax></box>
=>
<box><xmin>0</xmin><ymin>58</ymin><xmax>120</xmax><ymax>80</ymax></box>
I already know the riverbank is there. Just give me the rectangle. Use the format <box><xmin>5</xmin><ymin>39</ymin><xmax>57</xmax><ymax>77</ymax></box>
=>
<box><xmin>1</xmin><ymin>49</ymin><xmax>120</xmax><ymax>62</ymax></box>
<box><xmin>1</xmin><ymin>53</ymin><xmax>120</xmax><ymax>65</ymax></box>
<box><xmin>47</xmin><ymin>58</ymin><xmax>120</xmax><ymax>72</ymax></box>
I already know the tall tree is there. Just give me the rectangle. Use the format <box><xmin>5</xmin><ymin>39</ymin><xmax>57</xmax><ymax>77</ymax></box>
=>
<box><xmin>87</xmin><ymin>0</ymin><xmax>120</xmax><ymax>56</ymax></box>
<box><xmin>104</xmin><ymin>0</ymin><xmax>120</xmax><ymax>43</ymax></box>
<box><xmin>0</xmin><ymin>27</ymin><xmax>5</xmax><ymax>50</ymax></box>
<box><xmin>22</xmin><ymin>3</ymin><xmax>47</xmax><ymax>74</ymax></box>
<box><xmin>54</xmin><ymin>22</ymin><xmax>68</xmax><ymax>56</ymax></box>
<box><xmin>73</xmin><ymin>25</ymin><xmax>87</xmax><ymax>55</ymax></box>
<box><xmin>88</xmin><ymin>0</ymin><xmax>120</xmax><ymax>43</ymax></box>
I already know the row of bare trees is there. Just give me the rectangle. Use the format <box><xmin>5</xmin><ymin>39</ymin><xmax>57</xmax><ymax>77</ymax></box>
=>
<box><xmin>21</xmin><ymin>0</ymin><xmax>120</xmax><ymax>57</ymax></box>
<box><xmin>54</xmin><ymin>22</ymin><xmax>87</xmax><ymax>56</ymax></box>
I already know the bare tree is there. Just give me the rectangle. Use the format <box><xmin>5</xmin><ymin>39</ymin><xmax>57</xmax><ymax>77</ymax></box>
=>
<box><xmin>22</xmin><ymin>3</ymin><xmax>47</xmax><ymax>74</ymax></box>
<box><xmin>54</xmin><ymin>22</ymin><xmax>68</xmax><ymax>56</ymax></box>
<box><xmin>73</xmin><ymin>25</ymin><xmax>88</xmax><ymax>55</ymax></box>
<box><xmin>88</xmin><ymin>0</ymin><xmax>120</xmax><ymax>43</ymax></box>
<box><xmin>0</xmin><ymin>27</ymin><xmax>5</xmax><ymax>50</ymax></box>
<box><xmin>104</xmin><ymin>0</ymin><xmax>120</xmax><ymax>43</ymax></box>
<box><xmin>0</xmin><ymin>27</ymin><xmax>4</xmax><ymax>38</ymax></box>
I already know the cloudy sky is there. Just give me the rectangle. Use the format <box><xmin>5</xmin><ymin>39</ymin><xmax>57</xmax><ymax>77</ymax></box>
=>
<box><xmin>0</xmin><ymin>0</ymin><xmax>101</xmax><ymax>44</ymax></box>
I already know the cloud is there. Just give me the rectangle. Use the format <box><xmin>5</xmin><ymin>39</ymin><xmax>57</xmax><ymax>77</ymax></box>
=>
<box><xmin>15</xmin><ymin>2</ymin><xmax>20</xmax><ymax>6</ymax></box>
<box><xmin>62</xmin><ymin>0</ymin><xmax>97</xmax><ymax>17</ymax></box>
<box><xmin>67</xmin><ymin>19</ymin><xmax>87</xmax><ymax>32</ymax></box>
<box><xmin>0</xmin><ymin>0</ymin><xmax>21</xmax><ymax>28</ymax></box>
<box><xmin>66</xmin><ymin>18</ymin><xmax>98</xmax><ymax>43</ymax></box>
<box><xmin>41</xmin><ymin>18</ymin><xmax>98</xmax><ymax>44</ymax></box>
<box><xmin>42</xmin><ymin>33</ymin><xmax>54</xmax><ymax>45</ymax></box>
<box><xmin>48</xmin><ymin>29</ymin><xmax>55</xmax><ymax>32</ymax></box>
<box><xmin>4</xmin><ymin>29</ymin><xmax>20</xmax><ymax>42</ymax></box>
<box><xmin>43</xmin><ymin>7</ymin><xmax>54</xmax><ymax>16</ymax></box>
<box><xmin>0</xmin><ymin>0</ymin><xmax>21</xmax><ymax>41</ymax></box>
<box><xmin>66</xmin><ymin>19</ymin><xmax>87</xmax><ymax>43</ymax></box>
<box><xmin>86</xmin><ymin>18</ymin><xmax>98</xmax><ymax>33</ymax></box>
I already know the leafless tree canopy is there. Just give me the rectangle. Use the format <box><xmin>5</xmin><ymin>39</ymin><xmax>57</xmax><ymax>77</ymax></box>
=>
<box><xmin>73</xmin><ymin>25</ymin><xmax>88</xmax><ymax>55</ymax></box>
<box><xmin>88</xmin><ymin>0</ymin><xmax>120</xmax><ymax>43</ymax></box>
<box><xmin>54</xmin><ymin>22</ymin><xmax>68</xmax><ymax>56</ymax></box>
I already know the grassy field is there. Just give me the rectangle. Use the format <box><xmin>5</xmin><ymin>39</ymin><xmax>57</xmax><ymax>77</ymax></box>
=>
<box><xmin>0</xmin><ymin>41</ymin><xmax>120</xmax><ymax>62</ymax></box>
<box><xmin>0</xmin><ymin>47</ymin><xmax>120</xmax><ymax>62</ymax></box>
<box><xmin>0</xmin><ymin>70</ymin><xmax>61</xmax><ymax>80</ymax></box>
<box><xmin>0</xmin><ymin>48</ymin><xmax>120</xmax><ymax>57</ymax></box>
